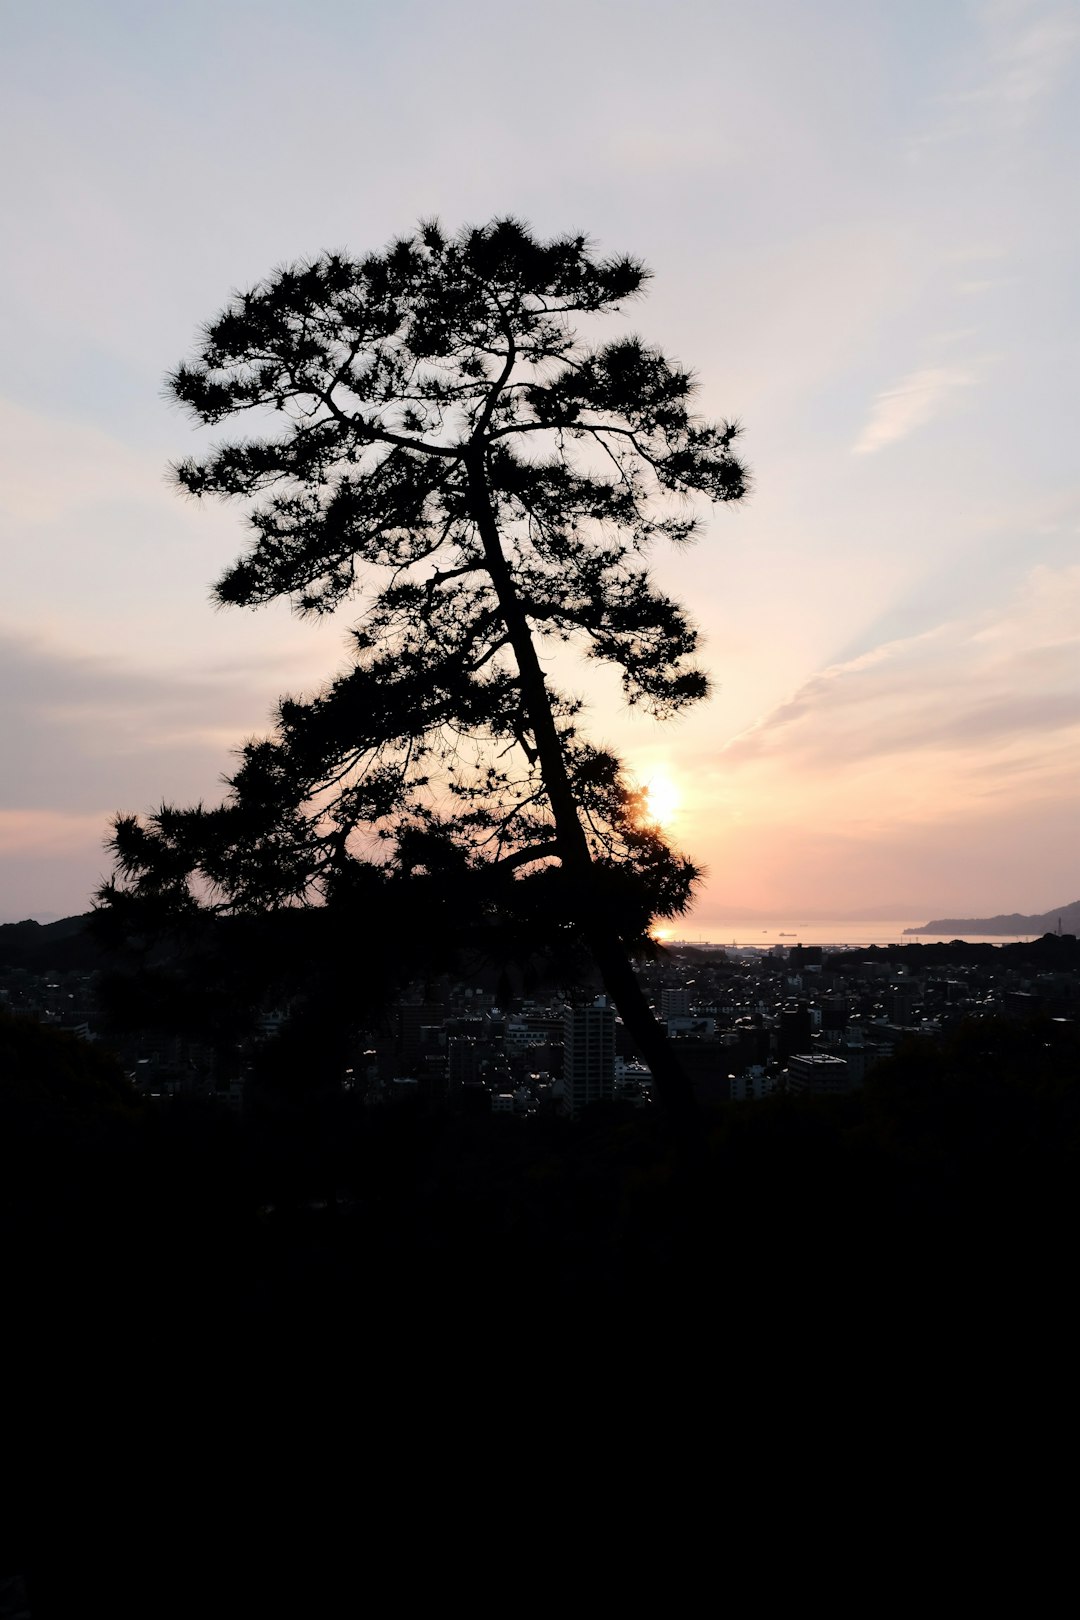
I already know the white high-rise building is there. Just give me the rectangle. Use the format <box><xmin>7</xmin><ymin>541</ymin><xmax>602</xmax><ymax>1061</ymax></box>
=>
<box><xmin>562</xmin><ymin>998</ymin><xmax>615</xmax><ymax>1117</ymax></box>
<box><xmin>660</xmin><ymin>988</ymin><xmax>690</xmax><ymax>1020</ymax></box>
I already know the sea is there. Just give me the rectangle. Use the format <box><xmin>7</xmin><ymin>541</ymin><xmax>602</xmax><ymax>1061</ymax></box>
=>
<box><xmin>678</xmin><ymin>919</ymin><xmax>1044</xmax><ymax>951</ymax></box>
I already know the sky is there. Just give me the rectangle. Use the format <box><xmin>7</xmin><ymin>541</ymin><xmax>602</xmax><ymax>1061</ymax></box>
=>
<box><xmin>1</xmin><ymin>0</ymin><xmax>1078</xmax><ymax>928</ymax></box>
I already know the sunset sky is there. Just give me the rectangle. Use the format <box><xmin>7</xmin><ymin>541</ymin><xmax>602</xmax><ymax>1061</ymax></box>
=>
<box><xmin>2</xmin><ymin>0</ymin><xmax>1078</xmax><ymax>928</ymax></box>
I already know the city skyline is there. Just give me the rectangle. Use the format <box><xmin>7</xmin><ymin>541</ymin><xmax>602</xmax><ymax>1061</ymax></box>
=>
<box><xmin>3</xmin><ymin>1</ymin><xmax>1078</xmax><ymax>925</ymax></box>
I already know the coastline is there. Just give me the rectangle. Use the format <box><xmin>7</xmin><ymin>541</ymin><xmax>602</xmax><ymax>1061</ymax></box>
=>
<box><xmin>677</xmin><ymin>920</ymin><xmax>1044</xmax><ymax>949</ymax></box>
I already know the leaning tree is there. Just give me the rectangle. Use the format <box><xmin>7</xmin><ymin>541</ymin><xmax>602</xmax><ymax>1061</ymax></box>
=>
<box><xmin>103</xmin><ymin>219</ymin><xmax>747</xmax><ymax>1123</ymax></box>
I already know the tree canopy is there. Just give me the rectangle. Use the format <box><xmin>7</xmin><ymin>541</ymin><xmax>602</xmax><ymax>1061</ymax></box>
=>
<box><xmin>102</xmin><ymin>219</ymin><xmax>748</xmax><ymax>1119</ymax></box>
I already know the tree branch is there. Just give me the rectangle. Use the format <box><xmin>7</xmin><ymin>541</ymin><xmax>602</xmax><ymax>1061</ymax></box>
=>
<box><xmin>493</xmin><ymin>842</ymin><xmax>560</xmax><ymax>871</ymax></box>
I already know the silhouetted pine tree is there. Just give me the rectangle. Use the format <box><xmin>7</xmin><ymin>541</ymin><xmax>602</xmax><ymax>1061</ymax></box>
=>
<box><xmin>101</xmin><ymin>219</ymin><xmax>748</xmax><ymax>1124</ymax></box>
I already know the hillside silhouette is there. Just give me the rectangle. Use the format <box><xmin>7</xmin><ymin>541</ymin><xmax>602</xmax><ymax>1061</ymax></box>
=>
<box><xmin>906</xmin><ymin>899</ymin><xmax>1080</xmax><ymax>935</ymax></box>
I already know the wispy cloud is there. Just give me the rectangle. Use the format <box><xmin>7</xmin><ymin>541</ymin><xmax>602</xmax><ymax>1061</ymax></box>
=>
<box><xmin>970</xmin><ymin>5</ymin><xmax>1080</xmax><ymax>123</ymax></box>
<box><xmin>852</xmin><ymin>366</ymin><xmax>974</xmax><ymax>455</ymax></box>
<box><xmin>678</xmin><ymin>564</ymin><xmax>1080</xmax><ymax>916</ymax></box>
<box><xmin>0</xmin><ymin>397</ymin><xmax>160</xmax><ymax>525</ymax></box>
<box><xmin>906</xmin><ymin>2</ymin><xmax>1079</xmax><ymax>160</ymax></box>
<box><xmin>0</xmin><ymin>809</ymin><xmax>109</xmax><ymax>856</ymax></box>
<box><xmin>722</xmin><ymin>564</ymin><xmax>1080</xmax><ymax>777</ymax></box>
<box><xmin>0</xmin><ymin>629</ymin><xmax>273</xmax><ymax>815</ymax></box>
<box><xmin>0</xmin><ymin>630</ymin><xmax>328</xmax><ymax>920</ymax></box>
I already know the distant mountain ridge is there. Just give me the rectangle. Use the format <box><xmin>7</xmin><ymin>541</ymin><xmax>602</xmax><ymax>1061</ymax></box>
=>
<box><xmin>905</xmin><ymin>901</ymin><xmax>1080</xmax><ymax>936</ymax></box>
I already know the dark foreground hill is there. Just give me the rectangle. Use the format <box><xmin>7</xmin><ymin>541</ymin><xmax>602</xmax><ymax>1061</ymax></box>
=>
<box><xmin>5</xmin><ymin>1007</ymin><xmax>1078</xmax><ymax>1350</ymax></box>
<box><xmin>5</xmin><ymin>1006</ymin><xmax>1077</xmax><ymax>1605</ymax></box>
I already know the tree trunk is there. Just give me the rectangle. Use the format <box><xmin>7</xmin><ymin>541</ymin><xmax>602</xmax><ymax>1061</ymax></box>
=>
<box><xmin>465</xmin><ymin>452</ymin><xmax>701</xmax><ymax>1131</ymax></box>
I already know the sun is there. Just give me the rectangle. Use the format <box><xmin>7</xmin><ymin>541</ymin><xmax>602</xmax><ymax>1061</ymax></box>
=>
<box><xmin>643</xmin><ymin>772</ymin><xmax>680</xmax><ymax>828</ymax></box>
